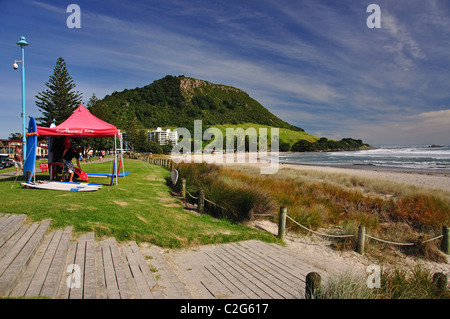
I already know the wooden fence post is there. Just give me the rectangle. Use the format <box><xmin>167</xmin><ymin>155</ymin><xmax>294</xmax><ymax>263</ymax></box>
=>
<box><xmin>198</xmin><ymin>189</ymin><xmax>205</xmax><ymax>214</ymax></box>
<box><xmin>442</xmin><ymin>226</ymin><xmax>449</xmax><ymax>255</ymax></box>
<box><xmin>432</xmin><ymin>273</ymin><xmax>448</xmax><ymax>297</ymax></box>
<box><xmin>357</xmin><ymin>225</ymin><xmax>365</xmax><ymax>255</ymax></box>
<box><xmin>181</xmin><ymin>178</ymin><xmax>186</xmax><ymax>199</ymax></box>
<box><xmin>278</xmin><ymin>206</ymin><xmax>287</xmax><ymax>240</ymax></box>
<box><xmin>305</xmin><ymin>272</ymin><xmax>321</xmax><ymax>299</ymax></box>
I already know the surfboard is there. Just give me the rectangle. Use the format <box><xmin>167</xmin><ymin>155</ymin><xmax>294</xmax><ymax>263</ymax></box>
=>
<box><xmin>170</xmin><ymin>169</ymin><xmax>178</xmax><ymax>185</ymax></box>
<box><xmin>86</xmin><ymin>172</ymin><xmax>130</xmax><ymax>177</ymax></box>
<box><xmin>24</xmin><ymin>117</ymin><xmax>38</xmax><ymax>183</ymax></box>
<box><xmin>21</xmin><ymin>181</ymin><xmax>100</xmax><ymax>192</ymax></box>
<box><xmin>45</xmin><ymin>181</ymin><xmax>104</xmax><ymax>188</ymax></box>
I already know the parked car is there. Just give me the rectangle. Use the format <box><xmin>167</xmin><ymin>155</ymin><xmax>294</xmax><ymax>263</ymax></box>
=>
<box><xmin>0</xmin><ymin>154</ymin><xmax>14</xmax><ymax>170</ymax></box>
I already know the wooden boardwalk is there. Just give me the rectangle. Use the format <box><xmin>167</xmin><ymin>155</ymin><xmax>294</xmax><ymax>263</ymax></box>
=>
<box><xmin>162</xmin><ymin>240</ymin><xmax>331</xmax><ymax>299</ymax></box>
<box><xmin>0</xmin><ymin>213</ymin><xmax>330</xmax><ymax>299</ymax></box>
<box><xmin>0</xmin><ymin>213</ymin><xmax>190</xmax><ymax>299</ymax></box>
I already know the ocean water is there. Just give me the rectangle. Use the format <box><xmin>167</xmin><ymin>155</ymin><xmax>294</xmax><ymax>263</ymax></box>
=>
<box><xmin>277</xmin><ymin>145</ymin><xmax>450</xmax><ymax>173</ymax></box>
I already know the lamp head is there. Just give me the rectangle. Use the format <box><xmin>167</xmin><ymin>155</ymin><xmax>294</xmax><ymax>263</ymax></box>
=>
<box><xmin>13</xmin><ymin>63</ymin><xmax>18</xmax><ymax>70</ymax></box>
<box><xmin>16</xmin><ymin>36</ymin><xmax>29</xmax><ymax>47</ymax></box>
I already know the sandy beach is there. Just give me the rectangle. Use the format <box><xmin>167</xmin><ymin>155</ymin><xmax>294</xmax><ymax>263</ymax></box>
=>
<box><xmin>212</xmin><ymin>152</ymin><xmax>449</xmax><ymax>276</ymax></box>
<box><xmin>188</xmin><ymin>152</ymin><xmax>450</xmax><ymax>192</ymax></box>
<box><xmin>279</xmin><ymin>163</ymin><xmax>450</xmax><ymax>192</ymax></box>
<box><xmin>169</xmin><ymin>151</ymin><xmax>450</xmax><ymax>284</ymax></box>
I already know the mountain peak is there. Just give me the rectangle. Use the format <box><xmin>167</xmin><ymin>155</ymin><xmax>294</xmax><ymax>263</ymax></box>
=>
<box><xmin>179</xmin><ymin>76</ymin><xmax>248</xmax><ymax>98</ymax></box>
<box><xmin>93</xmin><ymin>75</ymin><xmax>303</xmax><ymax>132</ymax></box>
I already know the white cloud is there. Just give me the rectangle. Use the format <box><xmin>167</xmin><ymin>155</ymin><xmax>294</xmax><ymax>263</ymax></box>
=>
<box><xmin>382</xmin><ymin>11</ymin><xmax>426</xmax><ymax>70</ymax></box>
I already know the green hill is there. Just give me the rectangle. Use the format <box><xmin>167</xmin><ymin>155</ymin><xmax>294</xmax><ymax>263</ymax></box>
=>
<box><xmin>89</xmin><ymin>75</ymin><xmax>368</xmax><ymax>152</ymax></box>
<box><xmin>90</xmin><ymin>75</ymin><xmax>304</xmax><ymax>133</ymax></box>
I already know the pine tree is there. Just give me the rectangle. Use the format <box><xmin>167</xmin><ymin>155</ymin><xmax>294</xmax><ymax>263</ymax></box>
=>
<box><xmin>35</xmin><ymin>57</ymin><xmax>83</xmax><ymax>126</ymax></box>
<box><xmin>86</xmin><ymin>93</ymin><xmax>99</xmax><ymax>109</ymax></box>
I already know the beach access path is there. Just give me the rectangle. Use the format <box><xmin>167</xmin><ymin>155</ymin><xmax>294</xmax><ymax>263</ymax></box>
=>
<box><xmin>0</xmin><ymin>213</ymin><xmax>336</xmax><ymax>299</ymax></box>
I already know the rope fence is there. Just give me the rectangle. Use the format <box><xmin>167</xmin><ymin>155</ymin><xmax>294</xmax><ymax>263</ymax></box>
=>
<box><xmin>141</xmin><ymin>155</ymin><xmax>450</xmax><ymax>257</ymax></box>
<box><xmin>286</xmin><ymin>215</ymin><xmax>355</xmax><ymax>239</ymax></box>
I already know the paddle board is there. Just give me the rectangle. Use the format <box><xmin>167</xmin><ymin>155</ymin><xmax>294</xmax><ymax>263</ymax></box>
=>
<box><xmin>45</xmin><ymin>181</ymin><xmax>104</xmax><ymax>188</ymax></box>
<box><xmin>170</xmin><ymin>169</ymin><xmax>178</xmax><ymax>185</ymax></box>
<box><xmin>21</xmin><ymin>181</ymin><xmax>100</xmax><ymax>192</ymax></box>
<box><xmin>86</xmin><ymin>172</ymin><xmax>130</xmax><ymax>177</ymax></box>
<box><xmin>24</xmin><ymin>117</ymin><xmax>38</xmax><ymax>183</ymax></box>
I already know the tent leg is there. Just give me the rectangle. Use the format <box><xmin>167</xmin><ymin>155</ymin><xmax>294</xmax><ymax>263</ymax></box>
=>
<box><xmin>114</xmin><ymin>135</ymin><xmax>118</xmax><ymax>186</ymax></box>
<box><xmin>120</xmin><ymin>133</ymin><xmax>125</xmax><ymax>177</ymax></box>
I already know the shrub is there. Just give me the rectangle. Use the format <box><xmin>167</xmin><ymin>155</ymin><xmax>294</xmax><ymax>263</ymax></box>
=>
<box><xmin>175</xmin><ymin>163</ymin><xmax>275</xmax><ymax>222</ymax></box>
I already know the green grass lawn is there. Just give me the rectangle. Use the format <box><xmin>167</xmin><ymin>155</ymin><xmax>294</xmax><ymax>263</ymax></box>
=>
<box><xmin>0</xmin><ymin>159</ymin><xmax>279</xmax><ymax>248</ymax></box>
<box><xmin>212</xmin><ymin>123</ymin><xmax>319</xmax><ymax>145</ymax></box>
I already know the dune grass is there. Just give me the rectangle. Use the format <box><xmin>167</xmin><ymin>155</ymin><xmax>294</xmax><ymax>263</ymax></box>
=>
<box><xmin>0</xmin><ymin>159</ymin><xmax>279</xmax><ymax>248</ymax></box>
<box><xmin>313</xmin><ymin>265</ymin><xmax>449</xmax><ymax>299</ymax></box>
<box><xmin>176</xmin><ymin>163</ymin><xmax>450</xmax><ymax>261</ymax></box>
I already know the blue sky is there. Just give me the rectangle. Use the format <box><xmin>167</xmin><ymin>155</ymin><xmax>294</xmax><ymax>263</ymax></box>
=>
<box><xmin>0</xmin><ymin>0</ymin><xmax>449</xmax><ymax>145</ymax></box>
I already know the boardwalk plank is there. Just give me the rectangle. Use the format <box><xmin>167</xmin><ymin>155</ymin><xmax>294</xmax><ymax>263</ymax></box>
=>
<box><xmin>121</xmin><ymin>246</ymin><xmax>153</xmax><ymax>299</ymax></box>
<box><xmin>107</xmin><ymin>238</ymin><xmax>132</xmax><ymax>299</ymax></box>
<box><xmin>40</xmin><ymin>226</ymin><xmax>73</xmax><ymax>299</ymax></box>
<box><xmin>227</xmin><ymin>243</ymin><xmax>300</xmax><ymax>298</ymax></box>
<box><xmin>57</xmin><ymin>240</ymin><xmax>77</xmax><ymax>299</ymax></box>
<box><xmin>205</xmin><ymin>250</ymin><xmax>263</xmax><ymax>298</ymax></box>
<box><xmin>95</xmin><ymin>241</ymin><xmax>107</xmax><ymax>299</ymax></box>
<box><xmin>120</xmin><ymin>246</ymin><xmax>142</xmax><ymax>299</ymax></box>
<box><xmin>0</xmin><ymin>215</ymin><xmax>26</xmax><ymax>247</ymax></box>
<box><xmin>24</xmin><ymin>230</ymin><xmax>63</xmax><ymax>297</ymax></box>
<box><xmin>69</xmin><ymin>234</ymin><xmax>88</xmax><ymax>299</ymax></box>
<box><xmin>83</xmin><ymin>233</ymin><xmax>96</xmax><ymax>299</ymax></box>
<box><xmin>145</xmin><ymin>246</ymin><xmax>191</xmax><ymax>299</ymax></box>
<box><xmin>216</xmin><ymin>245</ymin><xmax>283</xmax><ymax>299</ymax></box>
<box><xmin>0</xmin><ymin>214</ymin><xmax>12</xmax><ymax>230</ymax></box>
<box><xmin>0</xmin><ymin>223</ymin><xmax>39</xmax><ymax>278</ymax></box>
<box><xmin>0</xmin><ymin>220</ymin><xmax>50</xmax><ymax>297</ymax></box>
<box><xmin>188</xmin><ymin>248</ymin><xmax>251</xmax><ymax>299</ymax></box>
<box><xmin>0</xmin><ymin>224</ymin><xmax>30</xmax><ymax>261</ymax></box>
<box><xmin>241</xmin><ymin>241</ymin><xmax>308</xmax><ymax>281</ymax></box>
<box><xmin>99</xmin><ymin>239</ymin><xmax>120</xmax><ymax>299</ymax></box>
<box><xmin>9</xmin><ymin>231</ymin><xmax>55</xmax><ymax>297</ymax></box>
<box><xmin>128</xmin><ymin>242</ymin><xmax>164</xmax><ymax>298</ymax></box>
<box><xmin>232</xmin><ymin>242</ymin><xmax>303</xmax><ymax>293</ymax></box>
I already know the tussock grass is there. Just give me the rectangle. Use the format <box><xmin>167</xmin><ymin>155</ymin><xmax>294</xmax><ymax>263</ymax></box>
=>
<box><xmin>200</xmin><ymin>164</ymin><xmax>450</xmax><ymax>261</ymax></box>
<box><xmin>314</xmin><ymin>265</ymin><xmax>449</xmax><ymax>299</ymax></box>
<box><xmin>175</xmin><ymin>163</ymin><xmax>275</xmax><ymax>222</ymax></box>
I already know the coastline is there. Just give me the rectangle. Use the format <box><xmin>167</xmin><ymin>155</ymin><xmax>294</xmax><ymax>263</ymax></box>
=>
<box><xmin>278</xmin><ymin>162</ymin><xmax>450</xmax><ymax>192</ymax></box>
<box><xmin>202</xmin><ymin>152</ymin><xmax>450</xmax><ymax>192</ymax></box>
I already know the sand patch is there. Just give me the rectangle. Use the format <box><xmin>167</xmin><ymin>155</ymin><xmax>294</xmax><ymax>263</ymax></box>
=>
<box><xmin>113</xmin><ymin>201</ymin><xmax>129</xmax><ymax>206</ymax></box>
<box><xmin>137</xmin><ymin>215</ymin><xmax>148</xmax><ymax>224</ymax></box>
<box><xmin>163</xmin><ymin>203</ymin><xmax>181</xmax><ymax>208</ymax></box>
<box><xmin>157</xmin><ymin>198</ymin><xmax>177</xmax><ymax>203</ymax></box>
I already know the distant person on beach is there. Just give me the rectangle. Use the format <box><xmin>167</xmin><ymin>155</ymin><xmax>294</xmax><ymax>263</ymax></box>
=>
<box><xmin>60</xmin><ymin>145</ymin><xmax>82</xmax><ymax>182</ymax></box>
<box><xmin>14</xmin><ymin>146</ymin><xmax>23</xmax><ymax>176</ymax></box>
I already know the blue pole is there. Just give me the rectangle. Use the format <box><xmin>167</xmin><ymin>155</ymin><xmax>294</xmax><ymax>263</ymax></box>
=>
<box><xmin>21</xmin><ymin>43</ymin><xmax>26</xmax><ymax>159</ymax></box>
<box><xmin>16</xmin><ymin>36</ymin><xmax>28</xmax><ymax>174</ymax></box>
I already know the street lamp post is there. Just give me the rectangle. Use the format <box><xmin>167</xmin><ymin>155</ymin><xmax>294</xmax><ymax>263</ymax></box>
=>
<box><xmin>14</xmin><ymin>36</ymin><xmax>29</xmax><ymax>162</ymax></box>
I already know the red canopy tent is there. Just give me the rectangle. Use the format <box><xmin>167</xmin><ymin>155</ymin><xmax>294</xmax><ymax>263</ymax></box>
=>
<box><xmin>37</xmin><ymin>105</ymin><xmax>123</xmax><ymax>184</ymax></box>
<box><xmin>37</xmin><ymin>104</ymin><xmax>119</xmax><ymax>137</ymax></box>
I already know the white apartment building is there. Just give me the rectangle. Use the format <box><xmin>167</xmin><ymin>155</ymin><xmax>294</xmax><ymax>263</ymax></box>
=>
<box><xmin>148</xmin><ymin>127</ymin><xmax>178</xmax><ymax>146</ymax></box>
